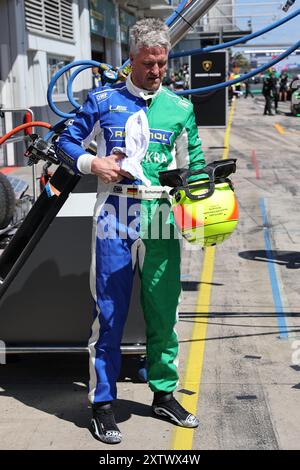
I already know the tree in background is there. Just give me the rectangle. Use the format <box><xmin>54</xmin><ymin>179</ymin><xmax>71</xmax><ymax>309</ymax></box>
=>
<box><xmin>231</xmin><ymin>52</ymin><xmax>251</xmax><ymax>73</ymax></box>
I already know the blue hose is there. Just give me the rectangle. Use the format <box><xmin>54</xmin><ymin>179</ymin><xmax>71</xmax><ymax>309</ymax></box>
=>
<box><xmin>67</xmin><ymin>64</ymin><xmax>119</xmax><ymax>111</ymax></box>
<box><xmin>176</xmin><ymin>40</ymin><xmax>300</xmax><ymax>96</ymax></box>
<box><xmin>47</xmin><ymin>60</ymin><xmax>112</xmax><ymax>119</ymax></box>
<box><xmin>43</xmin><ymin>117</ymin><xmax>69</xmax><ymax>142</ymax></box>
<box><xmin>47</xmin><ymin>0</ymin><xmax>191</xmax><ymax>117</ymax></box>
<box><xmin>169</xmin><ymin>7</ymin><xmax>300</xmax><ymax>59</ymax></box>
<box><xmin>67</xmin><ymin>65</ymin><xmax>92</xmax><ymax>109</ymax></box>
<box><xmin>165</xmin><ymin>0</ymin><xmax>190</xmax><ymax>26</ymax></box>
<box><xmin>47</xmin><ymin>3</ymin><xmax>300</xmax><ymax>117</ymax></box>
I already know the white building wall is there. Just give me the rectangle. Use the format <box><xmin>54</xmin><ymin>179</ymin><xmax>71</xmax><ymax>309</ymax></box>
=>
<box><xmin>7</xmin><ymin>0</ymin><xmax>28</xmax><ymax>109</ymax></box>
<box><xmin>206</xmin><ymin>0</ymin><xmax>235</xmax><ymax>32</ymax></box>
<box><xmin>0</xmin><ymin>0</ymin><xmax>93</xmax><ymax>112</ymax></box>
<box><xmin>0</xmin><ymin>0</ymin><xmax>27</xmax><ymax>109</ymax></box>
<box><xmin>78</xmin><ymin>0</ymin><xmax>93</xmax><ymax>91</ymax></box>
<box><xmin>0</xmin><ymin>0</ymin><xmax>29</xmax><ymax>164</ymax></box>
<box><xmin>0</xmin><ymin>0</ymin><xmax>95</xmax><ymax>164</ymax></box>
<box><xmin>113</xmin><ymin>0</ymin><xmax>122</xmax><ymax>67</ymax></box>
<box><xmin>0</xmin><ymin>0</ymin><xmax>137</xmax><ymax>146</ymax></box>
<box><xmin>26</xmin><ymin>0</ymin><xmax>92</xmax><ymax>108</ymax></box>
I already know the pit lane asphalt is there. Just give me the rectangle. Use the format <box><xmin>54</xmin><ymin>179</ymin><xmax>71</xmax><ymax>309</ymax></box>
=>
<box><xmin>0</xmin><ymin>96</ymin><xmax>300</xmax><ymax>450</ymax></box>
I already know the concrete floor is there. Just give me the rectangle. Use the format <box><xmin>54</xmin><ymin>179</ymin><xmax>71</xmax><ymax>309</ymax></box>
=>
<box><xmin>0</xmin><ymin>96</ymin><xmax>300</xmax><ymax>450</ymax></box>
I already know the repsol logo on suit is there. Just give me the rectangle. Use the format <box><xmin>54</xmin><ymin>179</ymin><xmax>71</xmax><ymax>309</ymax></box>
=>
<box><xmin>109</xmin><ymin>128</ymin><xmax>126</xmax><ymax>141</ymax></box>
<box><xmin>150</xmin><ymin>129</ymin><xmax>173</xmax><ymax>145</ymax></box>
<box><xmin>109</xmin><ymin>128</ymin><xmax>173</xmax><ymax>145</ymax></box>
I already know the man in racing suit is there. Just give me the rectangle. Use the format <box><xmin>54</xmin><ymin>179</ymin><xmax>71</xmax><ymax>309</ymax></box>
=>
<box><xmin>57</xmin><ymin>18</ymin><xmax>206</xmax><ymax>444</ymax></box>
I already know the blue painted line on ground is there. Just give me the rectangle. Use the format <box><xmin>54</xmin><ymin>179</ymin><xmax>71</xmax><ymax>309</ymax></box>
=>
<box><xmin>259</xmin><ymin>198</ymin><xmax>288</xmax><ymax>339</ymax></box>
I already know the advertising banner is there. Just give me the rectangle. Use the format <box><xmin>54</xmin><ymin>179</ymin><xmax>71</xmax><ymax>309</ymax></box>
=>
<box><xmin>190</xmin><ymin>51</ymin><xmax>227</xmax><ymax>128</ymax></box>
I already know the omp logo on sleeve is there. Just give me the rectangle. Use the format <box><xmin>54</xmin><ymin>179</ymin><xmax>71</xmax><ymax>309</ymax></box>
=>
<box><xmin>95</xmin><ymin>92</ymin><xmax>108</xmax><ymax>101</ymax></box>
<box><xmin>109</xmin><ymin>127</ymin><xmax>126</xmax><ymax>141</ymax></box>
<box><xmin>149</xmin><ymin>129</ymin><xmax>174</xmax><ymax>145</ymax></box>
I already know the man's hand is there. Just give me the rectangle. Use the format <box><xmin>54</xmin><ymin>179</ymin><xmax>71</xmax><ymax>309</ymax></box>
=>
<box><xmin>91</xmin><ymin>154</ymin><xmax>132</xmax><ymax>183</ymax></box>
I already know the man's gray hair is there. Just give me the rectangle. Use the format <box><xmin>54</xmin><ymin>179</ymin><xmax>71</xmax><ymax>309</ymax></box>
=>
<box><xmin>129</xmin><ymin>18</ymin><xmax>171</xmax><ymax>55</ymax></box>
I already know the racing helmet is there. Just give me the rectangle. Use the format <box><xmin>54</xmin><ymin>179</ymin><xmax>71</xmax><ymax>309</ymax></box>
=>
<box><xmin>159</xmin><ymin>159</ymin><xmax>239</xmax><ymax>246</ymax></box>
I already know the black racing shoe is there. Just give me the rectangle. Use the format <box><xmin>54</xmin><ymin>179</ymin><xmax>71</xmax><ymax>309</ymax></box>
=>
<box><xmin>91</xmin><ymin>403</ymin><xmax>122</xmax><ymax>444</ymax></box>
<box><xmin>152</xmin><ymin>392</ymin><xmax>199</xmax><ymax>428</ymax></box>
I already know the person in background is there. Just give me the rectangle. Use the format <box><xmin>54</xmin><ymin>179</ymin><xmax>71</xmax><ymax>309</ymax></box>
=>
<box><xmin>244</xmin><ymin>78</ymin><xmax>254</xmax><ymax>99</ymax></box>
<box><xmin>92</xmin><ymin>66</ymin><xmax>102</xmax><ymax>89</ymax></box>
<box><xmin>182</xmin><ymin>63</ymin><xmax>190</xmax><ymax>89</ymax></box>
<box><xmin>279</xmin><ymin>71</ymin><xmax>288</xmax><ymax>102</ymax></box>
<box><xmin>271</xmin><ymin>72</ymin><xmax>280</xmax><ymax>114</ymax></box>
<box><xmin>228</xmin><ymin>71</ymin><xmax>235</xmax><ymax>105</ymax></box>
<box><xmin>262</xmin><ymin>73</ymin><xmax>274</xmax><ymax>116</ymax></box>
<box><xmin>233</xmin><ymin>73</ymin><xmax>241</xmax><ymax>97</ymax></box>
<box><xmin>162</xmin><ymin>72</ymin><xmax>176</xmax><ymax>90</ymax></box>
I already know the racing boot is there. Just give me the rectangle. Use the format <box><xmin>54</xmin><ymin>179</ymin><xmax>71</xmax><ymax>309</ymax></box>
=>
<box><xmin>91</xmin><ymin>402</ymin><xmax>122</xmax><ymax>444</ymax></box>
<box><xmin>152</xmin><ymin>392</ymin><xmax>199</xmax><ymax>428</ymax></box>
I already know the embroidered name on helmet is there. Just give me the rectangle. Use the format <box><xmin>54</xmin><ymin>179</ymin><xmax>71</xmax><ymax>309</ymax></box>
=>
<box><xmin>149</xmin><ymin>129</ymin><xmax>174</xmax><ymax>145</ymax></box>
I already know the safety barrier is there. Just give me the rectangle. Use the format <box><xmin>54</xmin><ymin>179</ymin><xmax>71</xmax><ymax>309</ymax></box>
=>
<box><xmin>0</xmin><ymin>108</ymin><xmax>41</xmax><ymax>201</ymax></box>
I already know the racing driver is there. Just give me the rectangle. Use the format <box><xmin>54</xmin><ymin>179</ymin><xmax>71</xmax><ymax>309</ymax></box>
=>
<box><xmin>57</xmin><ymin>17</ymin><xmax>206</xmax><ymax>444</ymax></box>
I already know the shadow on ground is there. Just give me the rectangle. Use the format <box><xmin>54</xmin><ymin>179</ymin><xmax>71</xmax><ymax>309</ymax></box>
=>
<box><xmin>0</xmin><ymin>354</ymin><xmax>150</xmax><ymax>428</ymax></box>
<box><xmin>239</xmin><ymin>250</ymin><xmax>300</xmax><ymax>269</ymax></box>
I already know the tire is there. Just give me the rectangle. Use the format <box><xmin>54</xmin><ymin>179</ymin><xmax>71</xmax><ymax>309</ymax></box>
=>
<box><xmin>0</xmin><ymin>172</ymin><xmax>16</xmax><ymax>229</ymax></box>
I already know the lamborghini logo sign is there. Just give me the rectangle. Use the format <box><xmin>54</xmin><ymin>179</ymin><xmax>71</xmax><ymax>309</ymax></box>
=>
<box><xmin>202</xmin><ymin>60</ymin><xmax>212</xmax><ymax>72</ymax></box>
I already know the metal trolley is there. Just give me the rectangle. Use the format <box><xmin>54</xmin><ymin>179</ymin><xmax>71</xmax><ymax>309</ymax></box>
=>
<box><xmin>0</xmin><ymin>111</ymin><xmax>146</xmax><ymax>355</ymax></box>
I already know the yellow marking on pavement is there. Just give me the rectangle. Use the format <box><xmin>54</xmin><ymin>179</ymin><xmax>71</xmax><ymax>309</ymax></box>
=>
<box><xmin>172</xmin><ymin>99</ymin><xmax>236</xmax><ymax>450</ymax></box>
<box><xmin>222</xmin><ymin>97</ymin><xmax>236</xmax><ymax>160</ymax></box>
<box><xmin>172</xmin><ymin>247</ymin><xmax>215</xmax><ymax>450</ymax></box>
<box><xmin>274</xmin><ymin>123</ymin><xmax>285</xmax><ymax>135</ymax></box>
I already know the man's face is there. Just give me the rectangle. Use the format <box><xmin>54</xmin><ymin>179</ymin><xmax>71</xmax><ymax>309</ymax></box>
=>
<box><xmin>130</xmin><ymin>46</ymin><xmax>168</xmax><ymax>91</ymax></box>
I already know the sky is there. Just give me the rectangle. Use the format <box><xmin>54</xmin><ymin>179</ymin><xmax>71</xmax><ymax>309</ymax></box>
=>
<box><xmin>234</xmin><ymin>0</ymin><xmax>299</xmax><ymax>45</ymax></box>
<box><xmin>232</xmin><ymin>0</ymin><xmax>300</xmax><ymax>68</ymax></box>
